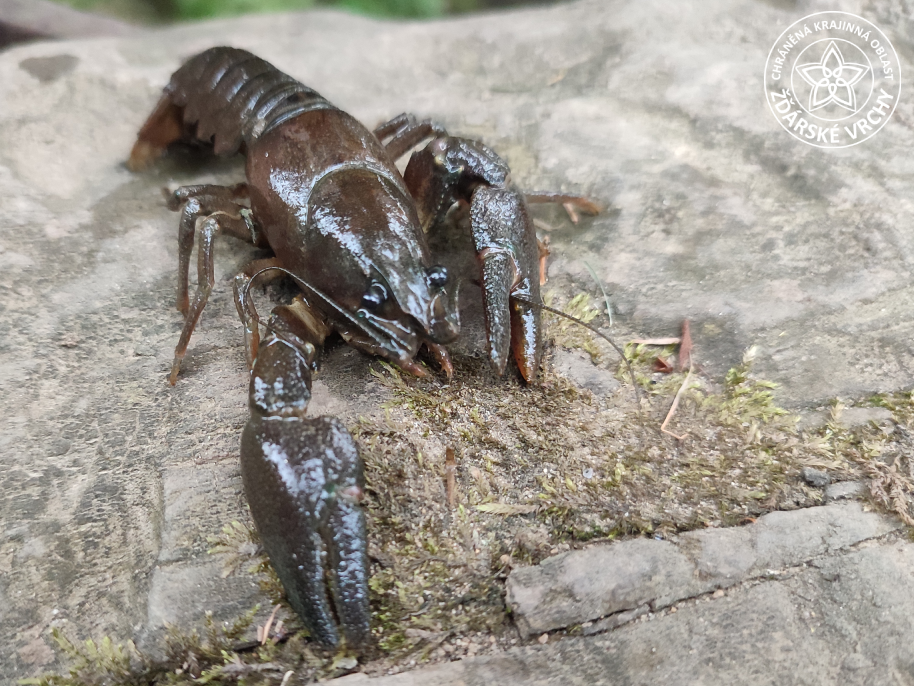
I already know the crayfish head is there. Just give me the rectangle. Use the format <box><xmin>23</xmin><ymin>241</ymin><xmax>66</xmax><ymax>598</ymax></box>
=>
<box><xmin>303</xmin><ymin>169</ymin><xmax>460</xmax><ymax>373</ymax></box>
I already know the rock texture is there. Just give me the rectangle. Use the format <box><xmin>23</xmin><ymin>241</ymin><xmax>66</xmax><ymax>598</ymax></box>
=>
<box><xmin>2</xmin><ymin>0</ymin><xmax>914</xmax><ymax>682</ymax></box>
<box><xmin>506</xmin><ymin>502</ymin><xmax>901</xmax><ymax>636</ymax></box>
<box><xmin>335</xmin><ymin>539</ymin><xmax>914</xmax><ymax>686</ymax></box>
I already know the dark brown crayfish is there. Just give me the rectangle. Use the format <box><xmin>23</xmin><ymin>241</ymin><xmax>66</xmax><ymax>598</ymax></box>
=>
<box><xmin>128</xmin><ymin>47</ymin><xmax>597</xmax><ymax>651</ymax></box>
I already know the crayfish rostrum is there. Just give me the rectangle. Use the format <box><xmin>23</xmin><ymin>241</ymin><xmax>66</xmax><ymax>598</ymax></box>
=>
<box><xmin>128</xmin><ymin>46</ymin><xmax>597</xmax><ymax>651</ymax></box>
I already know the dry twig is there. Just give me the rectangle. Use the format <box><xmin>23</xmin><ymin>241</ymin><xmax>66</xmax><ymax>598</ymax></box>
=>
<box><xmin>257</xmin><ymin>604</ymin><xmax>281</xmax><ymax>645</ymax></box>
<box><xmin>661</xmin><ymin>363</ymin><xmax>693</xmax><ymax>441</ymax></box>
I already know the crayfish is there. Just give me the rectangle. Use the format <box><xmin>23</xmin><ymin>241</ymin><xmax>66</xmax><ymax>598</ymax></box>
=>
<box><xmin>128</xmin><ymin>47</ymin><xmax>597</xmax><ymax>652</ymax></box>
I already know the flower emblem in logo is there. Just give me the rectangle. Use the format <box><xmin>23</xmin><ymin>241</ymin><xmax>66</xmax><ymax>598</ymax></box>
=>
<box><xmin>795</xmin><ymin>41</ymin><xmax>869</xmax><ymax>112</ymax></box>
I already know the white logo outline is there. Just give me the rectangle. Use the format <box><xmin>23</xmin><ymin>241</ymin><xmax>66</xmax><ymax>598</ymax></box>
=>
<box><xmin>795</xmin><ymin>40</ymin><xmax>868</xmax><ymax>113</ymax></box>
<box><xmin>764</xmin><ymin>11</ymin><xmax>900</xmax><ymax>148</ymax></box>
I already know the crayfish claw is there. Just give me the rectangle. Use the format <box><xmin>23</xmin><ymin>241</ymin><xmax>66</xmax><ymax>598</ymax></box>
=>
<box><xmin>242</xmin><ymin>415</ymin><xmax>370</xmax><ymax>649</ymax></box>
<box><xmin>477</xmin><ymin>250</ymin><xmax>514</xmax><ymax>377</ymax></box>
<box><xmin>241</xmin><ymin>334</ymin><xmax>370</xmax><ymax>650</ymax></box>
<box><xmin>325</xmin><ymin>485</ymin><xmax>372</xmax><ymax>648</ymax></box>
<box><xmin>470</xmin><ymin>186</ymin><xmax>542</xmax><ymax>381</ymax></box>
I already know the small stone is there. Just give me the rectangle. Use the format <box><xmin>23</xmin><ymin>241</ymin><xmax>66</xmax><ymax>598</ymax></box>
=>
<box><xmin>333</xmin><ymin>656</ymin><xmax>358</xmax><ymax>671</ymax></box>
<box><xmin>835</xmin><ymin>407</ymin><xmax>894</xmax><ymax>430</ymax></box>
<box><xmin>712</xmin><ymin>589</ymin><xmax>725</xmax><ymax>599</ymax></box>
<box><xmin>801</xmin><ymin>467</ymin><xmax>830</xmax><ymax>488</ymax></box>
<box><xmin>538</xmin><ymin>633</ymin><xmax>549</xmax><ymax>644</ymax></box>
<box><xmin>553</xmin><ymin>348</ymin><xmax>620</xmax><ymax>397</ymax></box>
<box><xmin>825</xmin><ymin>481</ymin><xmax>866</xmax><ymax>501</ymax></box>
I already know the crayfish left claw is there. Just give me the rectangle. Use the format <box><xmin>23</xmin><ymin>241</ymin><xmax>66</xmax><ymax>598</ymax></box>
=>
<box><xmin>404</xmin><ymin>137</ymin><xmax>544</xmax><ymax>382</ymax></box>
<box><xmin>470</xmin><ymin>186</ymin><xmax>542</xmax><ymax>382</ymax></box>
<box><xmin>240</xmin><ymin>334</ymin><xmax>370</xmax><ymax>650</ymax></box>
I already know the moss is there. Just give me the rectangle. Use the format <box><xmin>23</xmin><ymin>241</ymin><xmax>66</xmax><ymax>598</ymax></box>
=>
<box><xmin>544</xmin><ymin>291</ymin><xmax>604</xmax><ymax>363</ymax></box>
<box><xmin>20</xmin><ymin>631</ymin><xmax>152</xmax><ymax>686</ymax></box>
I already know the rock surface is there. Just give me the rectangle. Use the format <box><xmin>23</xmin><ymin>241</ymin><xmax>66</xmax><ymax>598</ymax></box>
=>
<box><xmin>335</xmin><ymin>538</ymin><xmax>914</xmax><ymax>686</ymax></box>
<box><xmin>551</xmin><ymin>348</ymin><xmax>621</xmax><ymax>396</ymax></box>
<box><xmin>826</xmin><ymin>480</ymin><xmax>867</xmax><ymax>501</ymax></box>
<box><xmin>0</xmin><ymin>0</ymin><xmax>135</xmax><ymax>47</ymax></box>
<box><xmin>3</xmin><ymin>0</ymin><xmax>914</xmax><ymax>682</ymax></box>
<box><xmin>506</xmin><ymin>501</ymin><xmax>901</xmax><ymax>636</ymax></box>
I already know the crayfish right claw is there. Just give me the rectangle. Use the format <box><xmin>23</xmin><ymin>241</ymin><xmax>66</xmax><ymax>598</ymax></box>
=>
<box><xmin>240</xmin><ymin>334</ymin><xmax>371</xmax><ymax>650</ymax></box>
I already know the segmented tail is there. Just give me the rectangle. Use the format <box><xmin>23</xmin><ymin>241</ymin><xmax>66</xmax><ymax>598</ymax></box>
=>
<box><xmin>128</xmin><ymin>47</ymin><xmax>334</xmax><ymax>170</ymax></box>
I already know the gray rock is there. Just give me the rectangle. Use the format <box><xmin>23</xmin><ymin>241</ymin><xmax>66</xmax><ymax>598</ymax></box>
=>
<box><xmin>507</xmin><ymin>502</ymin><xmax>901</xmax><ymax>635</ymax></box>
<box><xmin>802</xmin><ymin>467</ymin><xmax>830</xmax><ymax>488</ymax></box>
<box><xmin>44</xmin><ymin>438</ymin><xmax>71</xmax><ymax>457</ymax></box>
<box><xmin>506</xmin><ymin>537</ymin><xmax>698</xmax><ymax>637</ymax></box>
<box><xmin>685</xmin><ymin>502</ymin><xmax>900</xmax><ymax>580</ymax></box>
<box><xmin>328</xmin><ymin>541</ymin><xmax>914</xmax><ymax>686</ymax></box>
<box><xmin>834</xmin><ymin>407</ymin><xmax>895</xmax><ymax>431</ymax></box>
<box><xmin>826</xmin><ymin>481</ymin><xmax>867</xmax><ymax>501</ymax></box>
<box><xmin>552</xmin><ymin>348</ymin><xmax>620</xmax><ymax>396</ymax></box>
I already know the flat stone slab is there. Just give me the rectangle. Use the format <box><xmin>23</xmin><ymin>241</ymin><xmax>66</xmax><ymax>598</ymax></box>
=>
<box><xmin>506</xmin><ymin>502</ymin><xmax>901</xmax><ymax>636</ymax></box>
<box><xmin>826</xmin><ymin>480</ymin><xmax>867</xmax><ymax>501</ymax></box>
<box><xmin>339</xmin><ymin>537</ymin><xmax>914</xmax><ymax>686</ymax></box>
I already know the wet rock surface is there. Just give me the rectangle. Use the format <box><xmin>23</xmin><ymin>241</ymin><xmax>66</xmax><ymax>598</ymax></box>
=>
<box><xmin>3</xmin><ymin>0</ymin><xmax>914</xmax><ymax>683</ymax></box>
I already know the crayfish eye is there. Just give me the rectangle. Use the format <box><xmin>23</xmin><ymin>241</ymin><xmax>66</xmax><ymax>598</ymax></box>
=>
<box><xmin>427</xmin><ymin>265</ymin><xmax>448</xmax><ymax>288</ymax></box>
<box><xmin>361</xmin><ymin>282</ymin><xmax>388</xmax><ymax>310</ymax></box>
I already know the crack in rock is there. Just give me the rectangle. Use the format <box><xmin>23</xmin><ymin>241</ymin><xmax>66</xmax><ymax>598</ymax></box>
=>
<box><xmin>505</xmin><ymin>501</ymin><xmax>902</xmax><ymax>636</ymax></box>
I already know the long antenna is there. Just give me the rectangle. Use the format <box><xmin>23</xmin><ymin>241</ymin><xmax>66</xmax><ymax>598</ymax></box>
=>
<box><xmin>242</xmin><ymin>266</ymin><xmax>391</xmax><ymax>350</ymax></box>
